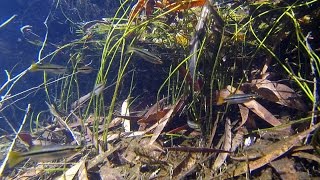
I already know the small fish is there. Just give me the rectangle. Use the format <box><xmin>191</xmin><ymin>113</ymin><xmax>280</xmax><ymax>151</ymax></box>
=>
<box><xmin>77</xmin><ymin>65</ymin><xmax>94</xmax><ymax>74</ymax></box>
<box><xmin>126</xmin><ymin>46</ymin><xmax>163</xmax><ymax>64</ymax></box>
<box><xmin>8</xmin><ymin>145</ymin><xmax>82</xmax><ymax>168</ymax></box>
<box><xmin>29</xmin><ymin>63</ymin><xmax>68</xmax><ymax>74</ymax></box>
<box><xmin>20</xmin><ymin>25</ymin><xmax>58</xmax><ymax>47</ymax></box>
<box><xmin>217</xmin><ymin>93</ymin><xmax>258</xmax><ymax>105</ymax></box>
<box><xmin>187</xmin><ymin>120</ymin><xmax>201</xmax><ymax>131</ymax></box>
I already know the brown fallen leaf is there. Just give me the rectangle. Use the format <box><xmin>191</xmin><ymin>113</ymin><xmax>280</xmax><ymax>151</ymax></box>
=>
<box><xmin>16</xmin><ymin>167</ymin><xmax>45</xmax><ymax>180</ymax></box>
<box><xmin>173</xmin><ymin>153</ymin><xmax>197</xmax><ymax>178</ymax></box>
<box><xmin>78</xmin><ymin>160</ymin><xmax>89</xmax><ymax>180</ymax></box>
<box><xmin>220</xmin><ymin>121</ymin><xmax>320</xmax><ymax>178</ymax></box>
<box><xmin>231</xmin><ymin>127</ymin><xmax>247</xmax><ymax>152</ymax></box>
<box><xmin>237</xmin><ymin>104</ymin><xmax>249</xmax><ymax>129</ymax></box>
<box><xmin>138</xmin><ymin>108</ymin><xmax>170</xmax><ymax>124</ymax></box>
<box><xmin>226</xmin><ymin>85</ymin><xmax>282</xmax><ymax>127</ymax></box>
<box><xmin>292</xmin><ymin>151</ymin><xmax>320</xmax><ymax>164</ymax></box>
<box><xmin>149</xmin><ymin>107</ymin><xmax>174</xmax><ymax>145</ymax></box>
<box><xmin>57</xmin><ymin>161</ymin><xmax>82</xmax><ymax>180</ymax></box>
<box><xmin>251</xmin><ymin>79</ymin><xmax>307</xmax><ymax>111</ymax></box>
<box><xmin>213</xmin><ymin>118</ymin><xmax>232</xmax><ymax>170</ymax></box>
<box><xmin>117</xmin><ymin>98</ymin><xmax>169</xmax><ymax>125</ymax></box>
<box><xmin>149</xmin><ymin>96</ymin><xmax>186</xmax><ymax>145</ymax></box>
<box><xmin>87</xmin><ymin>145</ymin><xmax>120</xmax><ymax>171</ymax></box>
<box><xmin>18</xmin><ymin>132</ymin><xmax>33</xmax><ymax>147</ymax></box>
<box><xmin>100</xmin><ymin>165</ymin><xmax>124</xmax><ymax>180</ymax></box>
<box><xmin>270</xmin><ymin>157</ymin><xmax>299</xmax><ymax>180</ymax></box>
<box><xmin>243</xmin><ymin>99</ymin><xmax>282</xmax><ymax>126</ymax></box>
<box><xmin>143</xmin><ymin>97</ymin><xmax>167</xmax><ymax>118</ymax></box>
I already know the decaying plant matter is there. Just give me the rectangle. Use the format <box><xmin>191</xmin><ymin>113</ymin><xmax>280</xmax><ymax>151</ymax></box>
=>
<box><xmin>0</xmin><ymin>0</ymin><xmax>319</xmax><ymax>179</ymax></box>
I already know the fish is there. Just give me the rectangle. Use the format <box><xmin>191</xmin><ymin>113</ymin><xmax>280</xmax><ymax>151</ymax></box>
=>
<box><xmin>126</xmin><ymin>46</ymin><xmax>163</xmax><ymax>64</ymax></box>
<box><xmin>8</xmin><ymin>144</ymin><xmax>82</xmax><ymax>168</ymax></box>
<box><xmin>29</xmin><ymin>62</ymin><xmax>68</xmax><ymax>74</ymax></box>
<box><xmin>77</xmin><ymin>65</ymin><xmax>94</xmax><ymax>74</ymax></box>
<box><xmin>187</xmin><ymin>120</ymin><xmax>201</xmax><ymax>131</ymax></box>
<box><xmin>20</xmin><ymin>25</ymin><xmax>58</xmax><ymax>48</ymax></box>
<box><xmin>217</xmin><ymin>93</ymin><xmax>258</xmax><ymax>105</ymax></box>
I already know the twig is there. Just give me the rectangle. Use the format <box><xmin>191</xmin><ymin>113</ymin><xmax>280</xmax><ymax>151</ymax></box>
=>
<box><xmin>0</xmin><ymin>104</ymin><xmax>31</xmax><ymax>176</ymax></box>
<box><xmin>46</xmin><ymin>102</ymin><xmax>80</xmax><ymax>145</ymax></box>
<box><xmin>305</xmin><ymin>32</ymin><xmax>319</xmax><ymax>144</ymax></box>
<box><xmin>0</xmin><ymin>14</ymin><xmax>17</xmax><ymax>29</ymax></box>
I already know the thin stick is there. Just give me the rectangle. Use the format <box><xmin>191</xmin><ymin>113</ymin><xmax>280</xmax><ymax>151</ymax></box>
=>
<box><xmin>0</xmin><ymin>104</ymin><xmax>31</xmax><ymax>176</ymax></box>
<box><xmin>0</xmin><ymin>14</ymin><xmax>17</xmax><ymax>29</ymax></box>
<box><xmin>305</xmin><ymin>32</ymin><xmax>319</xmax><ymax>144</ymax></box>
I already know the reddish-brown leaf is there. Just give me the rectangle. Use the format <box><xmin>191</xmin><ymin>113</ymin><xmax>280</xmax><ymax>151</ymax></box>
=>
<box><xmin>252</xmin><ymin>79</ymin><xmax>307</xmax><ymax>111</ymax></box>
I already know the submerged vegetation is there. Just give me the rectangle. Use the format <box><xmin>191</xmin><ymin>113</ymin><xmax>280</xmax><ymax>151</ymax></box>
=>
<box><xmin>0</xmin><ymin>0</ymin><xmax>319</xmax><ymax>179</ymax></box>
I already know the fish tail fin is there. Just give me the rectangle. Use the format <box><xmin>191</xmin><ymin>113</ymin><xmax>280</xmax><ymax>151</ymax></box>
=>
<box><xmin>126</xmin><ymin>45</ymin><xmax>134</xmax><ymax>54</ymax></box>
<box><xmin>216</xmin><ymin>95</ymin><xmax>226</xmax><ymax>105</ymax></box>
<box><xmin>29</xmin><ymin>62</ymin><xmax>38</xmax><ymax>72</ymax></box>
<box><xmin>8</xmin><ymin>151</ymin><xmax>24</xmax><ymax>168</ymax></box>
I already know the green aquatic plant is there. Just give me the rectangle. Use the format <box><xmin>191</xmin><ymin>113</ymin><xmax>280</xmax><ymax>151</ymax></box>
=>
<box><xmin>1</xmin><ymin>0</ymin><xmax>320</xmax><ymax>178</ymax></box>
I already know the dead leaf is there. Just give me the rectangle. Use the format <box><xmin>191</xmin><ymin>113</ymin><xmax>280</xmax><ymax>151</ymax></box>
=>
<box><xmin>100</xmin><ymin>165</ymin><xmax>124</xmax><ymax>180</ymax></box>
<box><xmin>231</xmin><ymin>127</ymin><xmax>247</xmax><ymax>152</ymax></box>
<box><xmin>138</xmin><ymin>108</ymin><xmax>170</xmax><ymax>124</ymax></box>
<box><xmin>78</xmin><ymin>160</ymin><xmax>89</xmax><ymax>180</ymax></box>
<box><xmin>149</xmin><ymin>107</ymin><xmax>174</xmax><ymax>145</ymax></box>
<box><xmin>270</xmin><ymin>157</ymin><xmax>299</xmax><ymax>180</ymax></box>
<box><xmin>87</xmin><ymin>145</ymin><xmax>120</xmax><ymax>171</ymax></box>
<box><xmin>16</xmin><ymin>167</ymin><xmax>45</xmax><ymax>180</ymax></box>
<box><xmin>226</xmin><ymin>85</ymin><xmax>282</xmax><ymax>126</ymax></box>
<box><xmin>213</xmin><ymin>118</ymin><xmax>232</xmax><ymax>170</ymax></box>
<box><xmin>292</xmin><ymin>151</ymin><xmax>320</xmax><ymax>164</ymax></box>
<box><xmin>243</xmin><ymin>99</ymin><xmax>282</xmax><ymax>126</ymax></box>
<box><xmin>18</xmin><ymin>132</ymin><xmax>33</xmax><ymax>147</ymax></box>
<box><xmin>57</xmin><ymin>161</ymin><xmax>82</xmax><ymax>180</ymax></box>
<box><xmin>221</xmin><ymin>121</ymin><xmax>320</xmax><ymax>178</ymax></box>
<box><xmin>237</xmin><ymin>104</ymin><xmax>249</xmax><ymax>129</ymax></box>
<box><xmin>252</xmin><ymin>79</ymin><xmax>307</xmax><ymax>111</ymax></box>
<box><xmin>144</xmin><ymin>97</ymin><xmax>167</xmax><ymax>118</ymax></box>
<box><xmin>216</xmin><ymin>89</ymin><xmax>231</xmax><ymax>105</ymax></box>
<box><xmin>121</xmin><ymin>98</ymin><xmax>131</xmax><ymax>132</ymax></box>
<box><xmin>173</xmin><ymin>153</ymin><xmax>197</xmax><ymax>177</ymax></box>
<box><xmin>149</xmin><ymin>96</ymin><xmax>186</xmax><ymax>145</ymax></box>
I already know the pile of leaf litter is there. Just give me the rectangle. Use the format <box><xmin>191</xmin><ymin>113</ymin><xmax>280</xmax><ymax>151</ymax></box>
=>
<box><xmin>1</xmin><ymin>0</ymin><xmax>320</xmax><ymax>179</ymax></box>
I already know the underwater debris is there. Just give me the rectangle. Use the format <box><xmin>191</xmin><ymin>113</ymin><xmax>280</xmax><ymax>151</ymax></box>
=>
<box><xmin>251</xmin><ymin>79</ymin><xmax>307</xmax><ymax>111</ymax></box>
<box><xmin>0</xmin><ymin>14</ymin><xmax>17</xmax><ymax>29</ymax></box>
<box><xmin>128</xmin><ymin>0</ymin><xmax>206</xmax><ymax>21</ymax></box>
<box><xmin>121</xmin><ymin>98</ymin><xmax>131</xmax><ymax>132</ymax></box>
<box><xmin>221</xmin><ymin>121</ymin><xmax>320</xmax><ymax>178</ymax></box>
<box><xmin>2</xmin><ymin>0</ymin><xmax>319</xmax><ymax>179</ymax></box>
<box><xmin>8</xmin><ymin>145</ymin><xmax>82</xmax><ymax>168</ymax></box>
<box><xmin>46</xmin><ymin>102</ymin><xmax>80</xmax><ymax>145</ymax></box>
<box><xmin>71</xmin><ymin>83</ymin><xmax>105</xmax><ymax>110</ymax></box>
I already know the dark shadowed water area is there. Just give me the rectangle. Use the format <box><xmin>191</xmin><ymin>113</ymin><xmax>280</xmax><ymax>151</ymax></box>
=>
<box><xmin>0</xmin><ymin>0</ymin><xmax>120</xmax><ymax>134</ymax></box>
